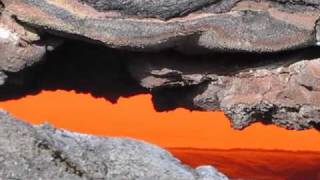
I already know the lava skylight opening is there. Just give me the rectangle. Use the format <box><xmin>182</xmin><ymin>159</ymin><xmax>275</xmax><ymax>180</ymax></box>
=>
<box><xmin>1</xmin><ymin>89</ymin><xmax>319</xmax><ymax>151</ymax></box>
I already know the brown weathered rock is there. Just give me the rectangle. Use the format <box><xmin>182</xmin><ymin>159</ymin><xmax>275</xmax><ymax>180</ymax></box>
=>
<box><xmin>127</xmin><ymin>49</ymin><xmax>320</xmax><ymax>130</ymax></box>
<box><xmin>0</xmin><ymin>11</ymin><xmax>46</xmax><ymax>73</ymax></box>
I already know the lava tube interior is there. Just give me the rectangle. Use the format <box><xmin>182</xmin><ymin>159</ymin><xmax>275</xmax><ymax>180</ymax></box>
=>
<box><xmin>1</xmin><ymin>90</ymin><xmax>320</xmax><ymax>180</ymax></box>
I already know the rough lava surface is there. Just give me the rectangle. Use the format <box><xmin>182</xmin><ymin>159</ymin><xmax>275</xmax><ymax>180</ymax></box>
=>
<box><xmin>1</xmin><ymin>0</ymin><xmax>320</xmax><ymax>52</ymax></box>
<box><xmin>0</xmin><ymin>110</ymin><xmax>229</xmax><ymax>180</ymax></box>
<box><xmin>127</xmin><ymin>50</ymin><xmax>320</xmax><ymax>130</ymax></box>
<box><xmin>0</xmin><ymin>1</ymin><xmax>320</xmax><ymax>130</ymax></box>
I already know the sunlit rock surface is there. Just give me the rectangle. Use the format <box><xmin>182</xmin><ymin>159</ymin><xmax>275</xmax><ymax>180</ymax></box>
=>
<box><xmin>0</xmin><ymin>110</ymin><xmax>228</xmax><ymax>180</ymax></box>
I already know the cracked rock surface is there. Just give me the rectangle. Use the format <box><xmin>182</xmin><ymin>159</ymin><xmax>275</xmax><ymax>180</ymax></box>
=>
<box><xmin>0</xmin><ymin>110</ymin><xmax>228</xmax><ymax>180</ymax></box>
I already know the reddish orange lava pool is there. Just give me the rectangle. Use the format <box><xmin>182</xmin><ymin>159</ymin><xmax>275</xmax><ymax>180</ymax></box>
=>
<box><xmin>1</xmin><ymin>90</ymin><xmax>320</xmax><ymax>180</ymax></box>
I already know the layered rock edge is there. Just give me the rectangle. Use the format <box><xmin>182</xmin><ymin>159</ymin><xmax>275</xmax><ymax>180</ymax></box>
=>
<box><xmin>0</xmin><ymin>110</ymin><xmax>229</xmax><ymax>180</ymax></box>
<box><xmin>1</xmin><ymin>0</ymin><xmax>320</xmax><ymax>52</ymax></box>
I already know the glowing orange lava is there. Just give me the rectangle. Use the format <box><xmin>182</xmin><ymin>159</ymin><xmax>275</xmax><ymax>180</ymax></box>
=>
<box><xmin>0</xmin><ymin>89</ymin><xmax>319</xmax><ymax>151</ymax></box>
<box><xmin>170</xmin><ymin>148</ymin><xmax>320</xmax><ymax>180</ymax></box>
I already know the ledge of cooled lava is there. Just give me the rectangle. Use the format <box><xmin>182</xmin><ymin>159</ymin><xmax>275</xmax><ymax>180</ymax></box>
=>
<box><xmin>1</xmin><ymin>1</ymin><xmax>320</xmax><ymax>129</ymax></box>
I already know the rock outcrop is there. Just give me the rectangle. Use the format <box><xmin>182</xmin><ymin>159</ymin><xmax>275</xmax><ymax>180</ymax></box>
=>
<box><xmin>0</xmin><ymin>1</ymin><xmax>320</xmax><ymax>129</ymax></box>
<box><xmin>127</xmin><ymin>49</ymin><xmax>320</xmax><ymax>129</ymax></box>
<box><xmin>0</xmin><ymin>110</ymin><xmax>228</xmax><ymax>180</ymax></box>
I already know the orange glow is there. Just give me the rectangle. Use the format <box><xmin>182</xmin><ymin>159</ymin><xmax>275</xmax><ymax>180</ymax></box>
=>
<box><xmin>0</xmin><ymin>89</ymin><xmax>319</xmax><ymax>151</ymax></box>
<box><xmin>170</xmin><ymin>148</ymin><xmax>320</xmax><ymax>180</ymax></box>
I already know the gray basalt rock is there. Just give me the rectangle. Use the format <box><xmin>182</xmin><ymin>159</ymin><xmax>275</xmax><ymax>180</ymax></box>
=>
<box><xmin>1</xmin><ymin>0</ymin><xmax>319</xmax><ymax>53</ymax></box>
<box><xmin>78</xmin><ymin>0</ymin><xmax>220</xmax><ymax>19</ymax></box>
<box><xmin>0</xmin><ymin>110</ymin><xmax>229</xmax><ymax>180</ymax></box>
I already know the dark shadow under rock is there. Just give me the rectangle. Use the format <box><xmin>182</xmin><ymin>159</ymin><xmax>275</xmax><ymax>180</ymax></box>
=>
<box><xmin>0</xmin><ymin>40</ymin><xmax>146</xmax><ymax>103</ymax></box>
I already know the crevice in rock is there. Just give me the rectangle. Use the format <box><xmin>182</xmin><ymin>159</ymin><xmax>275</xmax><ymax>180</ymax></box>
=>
<box><xmin>309</xmin><ymin>122</ymin><xmax>320</xmax><ymax>131</ymax></box>
<box><xmin>151</xmin><ymin>83</ymin><xmax>209</xmax><ymax>112</ymax></box>
<box><xmin>36</xmin><ymin>139</ymin><xmax>87</xmax><ymax>178</ymax></box>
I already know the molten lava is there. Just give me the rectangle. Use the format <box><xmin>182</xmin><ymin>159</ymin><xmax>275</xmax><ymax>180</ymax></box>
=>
<box><xmin>170</xmin><ymin>148</ymin><xmax>320</xmax><ymax>180</ymax></box>
<box><xmin>1</xmin><ymin>90</ymin><xmax>320</xmax><ymax>180</ymax></box>
<box><xmin>1</xmin><ymin>90</ymin><xmax>319</xmax><ymax>151</ymax></box>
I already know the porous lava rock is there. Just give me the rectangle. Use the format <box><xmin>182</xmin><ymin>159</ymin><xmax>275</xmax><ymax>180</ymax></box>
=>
<box><xmin>126</xmin><ymin>49</ymin><xmax>320</xmax><ymax>129</ymax></box>
<box><xmin>0</xmin><ymin>110</ymin><xmax>229</xmax><ymax>180</ymax></box>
